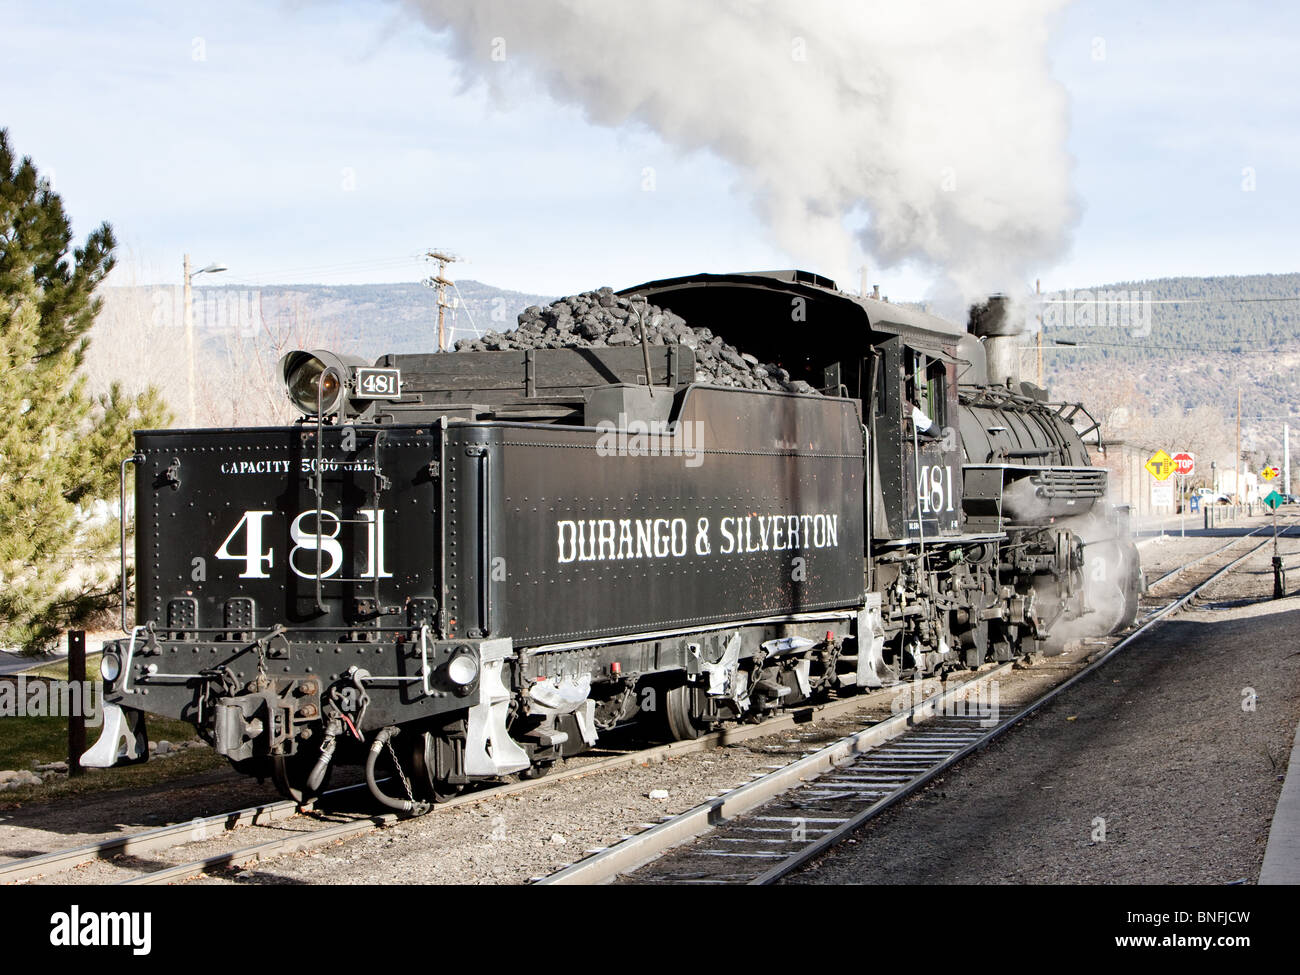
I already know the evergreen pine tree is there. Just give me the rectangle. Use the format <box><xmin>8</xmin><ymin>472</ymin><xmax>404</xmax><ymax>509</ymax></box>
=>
<box><xmin>1</xmin><ymin>128</ymin><xmax>169</xmax><ymax>654</ymax></box>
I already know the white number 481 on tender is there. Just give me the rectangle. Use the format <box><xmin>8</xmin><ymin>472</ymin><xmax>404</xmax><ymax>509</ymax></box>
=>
<box><xmin>215</xmin><ymin>508</ymin><xmax>392</xmax><ymax>580</ymax></box>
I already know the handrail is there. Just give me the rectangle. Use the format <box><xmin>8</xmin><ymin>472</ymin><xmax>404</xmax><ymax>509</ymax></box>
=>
<box><xmin>120</xmin><ymin>625</ymin><xmax>149</xmax><ymax>693</ymax></box>
<box><xmin>419</xmin><ymin>623</ymin><xmax>434</xmax><ymax>696</ymax></box>
<box><xmin>310</xmin><ymin>366</ymin><xmax>348</xmax><ymax>613</ymax></box>
<box><xmin>119</xmin><ymin>453</ymin><xmax>143</xmax><ymax>632</ymax></box>
<box><xmin>477</xmin><ymin>446</ymin><xmax>492</xmax><ymax>636</ymax></box>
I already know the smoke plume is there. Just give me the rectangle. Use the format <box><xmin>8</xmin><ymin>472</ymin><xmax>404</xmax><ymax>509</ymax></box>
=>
<box><xmin>396</xmin><ymin>0</ymin><xmax>1077</xmax><ymax>302</ymax></box>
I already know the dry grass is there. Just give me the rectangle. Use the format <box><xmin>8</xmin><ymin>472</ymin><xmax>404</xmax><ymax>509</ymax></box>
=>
<box><xmin>0</xmin><ymin>701</ymin><xmax>222</xmax><ymax>807</ymax></box>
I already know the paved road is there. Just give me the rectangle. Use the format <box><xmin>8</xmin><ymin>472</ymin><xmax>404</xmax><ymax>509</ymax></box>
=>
<box><xmin>0</xmin><ymin>651</ymin><xmax>66</xmax><ymax>677</ymax></box>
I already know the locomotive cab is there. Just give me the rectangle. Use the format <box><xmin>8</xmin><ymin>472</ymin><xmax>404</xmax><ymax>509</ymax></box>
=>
<box><xmin>870</xmin><ymin>338</ymin><xmax>964</xmax><ymax>541</ymax></box>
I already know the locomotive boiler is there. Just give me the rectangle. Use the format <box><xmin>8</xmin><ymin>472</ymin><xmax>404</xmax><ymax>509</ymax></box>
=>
<box><xmin>83</xmin><ymin>269</ymin><xmax>1141</xmax><ymax>808</ymax></box>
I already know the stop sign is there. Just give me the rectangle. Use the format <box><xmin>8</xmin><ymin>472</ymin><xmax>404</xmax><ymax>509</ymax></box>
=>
<box><xmin>1172</xmin><ymin>451</ymin><xmax>1195</xmax><ymax>476</ymax></box>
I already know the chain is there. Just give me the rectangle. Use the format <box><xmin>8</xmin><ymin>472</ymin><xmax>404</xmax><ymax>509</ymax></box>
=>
<box><xmin>384</xmin><ymin>734</ymin><xmax>417</xmax><ymax>806</ymax></box>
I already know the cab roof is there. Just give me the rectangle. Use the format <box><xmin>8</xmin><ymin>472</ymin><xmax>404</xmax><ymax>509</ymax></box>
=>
<box><xmin>618</xmin><ymin>269</ymin><xmax>967</xmax><ymax>347</ymax></box>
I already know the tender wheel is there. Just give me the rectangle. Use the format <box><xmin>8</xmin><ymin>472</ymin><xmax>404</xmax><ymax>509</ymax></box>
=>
<box><xmin>662</xmin><ymin>682</ymin><xmax>707</xmax><ymax>741</ymax></box>
<box><xmin>955</xmin><ymin>615</ymin><xmax>989</xmax><ymax>669</ymax></box>
<box><xmin>406</xmin><ymin>728</ymin><xmax>465</xmax><ymax>803</ymax></box>
<box><xmin>990</xmin><ymin>621</ymin><xmax>1022</xmax><ymax>662</ymax></box>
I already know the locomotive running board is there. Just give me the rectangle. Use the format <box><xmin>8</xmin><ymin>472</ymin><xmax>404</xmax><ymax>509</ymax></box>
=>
<box><xmin>519</xmin><ymin>610</ymin><xmax>859</xmax><ymax>657</ymax></box>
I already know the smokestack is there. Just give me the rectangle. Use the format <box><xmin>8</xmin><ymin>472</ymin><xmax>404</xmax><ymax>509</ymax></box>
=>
<box><xmin>969</xmin><ymin>295</ymin><xmax>1018</xmax><ymax>388</ymax></box>
<box><xmin>872</xmin><ymin>284</ymin><xmax>880</xmax><ymax>300</ymax></box>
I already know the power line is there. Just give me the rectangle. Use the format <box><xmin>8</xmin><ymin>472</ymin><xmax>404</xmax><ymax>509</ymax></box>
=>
<box><xmin>897</xmin><ymin>293</ymin><xmax>1300</xmax><ymax>308</ymax></box>
<box><xmin>1025</xmin><ymin>339</ymin><xmax>1279</xmax><ymax>352</ymax></box>
<box><xmin>237</xmin><ymin>254</ymin><xmax>429</xmax><ymax>280</ymax></box>
<box><xmin>451</xmin><ymin>279</ymin><xmax>482</xmax><ymax>340</ymax></box>
<box><xmin>1039</xmin><ymin>295</ymin><xmax>1300</xmax><ymax>304</ymax></box>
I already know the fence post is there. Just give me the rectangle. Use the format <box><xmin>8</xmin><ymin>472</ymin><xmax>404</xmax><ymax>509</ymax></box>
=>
<box><xmin>67</xmin><ymin>630</ymin><xmax>85</xmax><ymax>777</ymax></box>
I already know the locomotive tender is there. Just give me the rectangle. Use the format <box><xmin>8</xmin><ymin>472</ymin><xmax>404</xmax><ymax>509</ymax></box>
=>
<box><xmin>84</xmin><ymin>270</ymin><xmax>1141</xmax><ymax>808</ymax></box>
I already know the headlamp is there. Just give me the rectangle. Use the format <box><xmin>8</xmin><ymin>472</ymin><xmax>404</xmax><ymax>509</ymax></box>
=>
<box><xmin>446</xmin><ymin>649</ymin><xmax>480</xmax><ymax>689</ymax></box>
<box><xmin>280</xmin><ymin>350</ymin><xmax>358</xmax><ymax>416</ymax></box>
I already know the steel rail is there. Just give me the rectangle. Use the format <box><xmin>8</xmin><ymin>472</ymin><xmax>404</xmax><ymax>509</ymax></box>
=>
<box><xmin>5</xmin><ymin>665</ymin><xmax>924</xmax><ymax>885</ymax></box>
<box><xmin>112</xmin><ymin>679</ymin><xmax>959</xmax><ymax>886</ymax></box>
<box><xmin>15</xmin><ymin>523</ymin><xmax>1288</xmax><ymax>886</ymax></box>
<box><xmin>535</xmin><ymin>664</ymin><xmax>1012</xmax><ymax>885</ymax></box>
<box><xmin>1143</xmin><ymin>524</ymin><xmax>1268</xmax><ymax>590</ymax></box>
<box><xmin>0</xmin><ymin>785</ymin><xmax>358</xmax><ymax>885</ymax></box>
<box><xmin>747</xmin><ymin>526</ymin><xmax>1285</xmax><ymax>885</ymax></box>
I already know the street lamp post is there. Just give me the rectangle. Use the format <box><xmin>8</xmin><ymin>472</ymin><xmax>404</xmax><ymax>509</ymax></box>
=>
<box><xmin>183</xmin><ymin>254</ymin><xmax>228</xmax><ymax>425</ymax></box>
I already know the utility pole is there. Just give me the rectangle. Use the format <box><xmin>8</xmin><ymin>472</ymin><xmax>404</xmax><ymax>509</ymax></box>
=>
<box><xmin>424</xmin><ymin>250</ymin><xmax>459</xmax><ymax>351</ymax></box>
<box><xmin>1286</xmin><ymin>422</ymin><xmax>1291</xmax><ymax>497</ymax></box>
<box><xmin>183</xmin><ymin>253</ymin><xmax>226</xmax><ymax>426</ymax></box>
<box><xmin>184</xmin><ymin>253</ymin><xmax>194</xmax><ymax>425</ymax></box>
<box><xmin>1235</xmin><ymin>387</ymin><xmax>1242</xmax><ymax>504</ymax></box>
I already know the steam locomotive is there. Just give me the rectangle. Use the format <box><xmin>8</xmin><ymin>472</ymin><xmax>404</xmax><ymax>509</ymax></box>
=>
<box><xmin>84</xmin><ymin>270</ymin><xmax>1141</xmax><ymax>809</ymax></box>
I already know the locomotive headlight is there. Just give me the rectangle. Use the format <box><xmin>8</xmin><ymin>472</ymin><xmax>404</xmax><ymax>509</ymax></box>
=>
<box><xmin>100</xmin><ymin>651</ymin><xmax>122</xmax><ymax>684</ymax></box>
<box><xmin>446</xmin><ymin>649</ymin><xmax>479</xmax><ymax>689</ymax></box>
<box><xmin>280</xmin><ymin>350</ymin><xmax>353</xmax><ymax>416</ymax></box>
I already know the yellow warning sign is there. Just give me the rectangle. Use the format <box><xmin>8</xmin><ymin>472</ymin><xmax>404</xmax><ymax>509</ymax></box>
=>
<box><xmin>1262</xmin><ymin>465</ymin><xmax>1280</xmax><ymax>481</ymax></box>
<box><xmin>1145</xmin><ymin>449</ymin><xmax>1175</xmax><ymax>481</ymax></box>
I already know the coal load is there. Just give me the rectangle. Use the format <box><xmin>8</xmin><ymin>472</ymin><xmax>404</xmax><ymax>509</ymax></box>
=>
<box><xmin>454</xmin><ymin>287</ymin><xmax>818</xmax><ymax>394</ymax></box>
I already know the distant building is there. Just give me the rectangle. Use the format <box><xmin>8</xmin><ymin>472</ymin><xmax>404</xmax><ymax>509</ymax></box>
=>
<box><xmin>1217</xmin><ymin>469</ymin><xmax>1260</xmax><ymax>504</ymax></box>
<box><xmin>1088</xmin><ymin>439</ymin><xmax>1167</xmax><ymax>517</ymax></box>
<box><xmin>1091</xmin><ymin>439</ymin><xmax>1261</xmax><ymax>516</ymax></box>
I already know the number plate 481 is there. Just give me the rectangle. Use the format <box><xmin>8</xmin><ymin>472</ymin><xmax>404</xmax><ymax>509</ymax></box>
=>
<box><xmin>354</xmin><ymin>367</ymin><xmax>401</xmax><ymax>399</ymax></box>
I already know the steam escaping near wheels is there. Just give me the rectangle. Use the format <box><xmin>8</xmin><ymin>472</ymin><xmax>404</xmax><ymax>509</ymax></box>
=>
<box><xmin>1038</xmin><ymin>508</ymin><xmax>1143</xmax><ymax>653</ymax></box>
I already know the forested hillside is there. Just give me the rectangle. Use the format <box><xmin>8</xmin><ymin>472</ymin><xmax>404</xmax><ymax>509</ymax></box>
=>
<box><xmin>1040</xmin><ymin>272</ymin><xmax>1300</xmax><ymax>366</ymax></box>
<box><xmin>91</xmin><ymin>271</ymin><xmax>1300</xmax><ymax>472</ymax></box>
<box><xmin>1034</xmin><ymin>273</ymin><xmax>1300</xmax><ymax>471</ymax></box>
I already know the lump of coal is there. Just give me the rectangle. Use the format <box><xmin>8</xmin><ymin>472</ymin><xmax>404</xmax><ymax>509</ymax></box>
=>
<box><xmin>455</xmin><ymin>288</ymin><xmax>816</xmax><ymax>393</ymax></box>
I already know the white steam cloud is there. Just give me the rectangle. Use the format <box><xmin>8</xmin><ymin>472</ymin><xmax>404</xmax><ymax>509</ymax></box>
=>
<box><xmin>398</xmin><ymin>0</ymin><xmax>1077</xmax><ymax>302</ymax></box>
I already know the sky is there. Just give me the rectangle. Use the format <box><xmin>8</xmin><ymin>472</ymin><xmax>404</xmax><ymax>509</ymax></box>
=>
<box><xmin>1</xmin><ymin>0</ymin><xmax>1297</xmax><ymax>300</ymax></box>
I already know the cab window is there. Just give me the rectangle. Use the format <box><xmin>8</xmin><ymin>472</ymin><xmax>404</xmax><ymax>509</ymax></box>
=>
<box><xmin>905</xmin><ymin>349</ymin><xmax>946</xmax><ymax>430</ymax></box>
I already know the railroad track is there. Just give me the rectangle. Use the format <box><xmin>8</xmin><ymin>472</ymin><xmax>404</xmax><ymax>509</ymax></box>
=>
<box><xmin>1</xmin><ymin>667</ymin><xmax>924</xmax><ymax>885</ymax></box>
<box><xmin>1142</xmin><ymin>524</ymin><xmax>1271</xmax><ymax>591</ymax></box>
<box><xmin>7</xmin><ymin>522</ymin><xmax>1288</xmax><ymax>886</ymax></box>
<box><xmin>536</xmin><ymin>523</ymin><xmax>1292</xmax><ymax>885</ymax></box>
